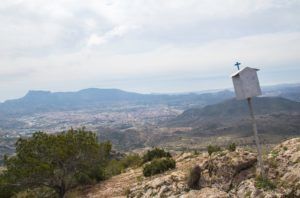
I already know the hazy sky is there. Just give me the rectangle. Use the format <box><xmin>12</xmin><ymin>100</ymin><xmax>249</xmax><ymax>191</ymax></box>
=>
<box><xmin>0</xmin><ymin>0</ymin><xmax>300</xmax><ymax>101</ymax></box>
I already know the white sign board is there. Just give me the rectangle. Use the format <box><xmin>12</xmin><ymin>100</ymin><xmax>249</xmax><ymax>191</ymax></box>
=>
<box><xmin>231</xmin><ymin>67</ymin><xmax>262</xmax><ymax>100</ymax></box>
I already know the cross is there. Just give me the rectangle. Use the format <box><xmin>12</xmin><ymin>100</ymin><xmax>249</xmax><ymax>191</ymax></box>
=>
<box><xmin>235</xmin><ymin>62</ymin><xmax>241</xmax><ymax>70</ymax></box>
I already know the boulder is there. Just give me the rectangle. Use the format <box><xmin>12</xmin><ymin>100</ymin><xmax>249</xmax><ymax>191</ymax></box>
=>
<box><xmin>200</xmin><ymin>149</ymin><xmax>257</xmax><ymax>191</ymax></box>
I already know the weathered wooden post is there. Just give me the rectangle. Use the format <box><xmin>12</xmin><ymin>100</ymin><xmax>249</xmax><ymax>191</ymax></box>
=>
<box><xmin>231</xmin><ymin>64</ymin><xmax>266</xmax><ymax>178</ymax></box>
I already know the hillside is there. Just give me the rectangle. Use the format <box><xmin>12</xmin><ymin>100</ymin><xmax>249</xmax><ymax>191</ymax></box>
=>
<box><xmin>263</xmin><ymin>84</ymin><xmax>300</xmax><ymax>102</ymax></box>
<box><xmin>77</xmin><ymin>138</ymin><xmax>300</xmax><ymax>198</ymax></box>
<box><xmin>152</xmin><ymin>97</ymin><xmax>300</xmax><ymax>151</ymax></box>
<box><xmin>167</xmin><ymin>97</ymin><xmax>300</xmax><ymax>127</ymax></box>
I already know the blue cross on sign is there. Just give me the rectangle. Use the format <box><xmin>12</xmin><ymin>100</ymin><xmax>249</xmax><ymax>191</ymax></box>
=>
<box><xmin>235</xmin><ymin>62</ymin><xmax>241</xmax><ymax>70</ymax></box>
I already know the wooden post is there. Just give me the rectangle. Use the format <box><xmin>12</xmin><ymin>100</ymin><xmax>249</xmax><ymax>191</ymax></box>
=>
<box><xmin>247</xmin><ymin>97</ymin><xmax>266</xmax><ymax>178</ymax></box>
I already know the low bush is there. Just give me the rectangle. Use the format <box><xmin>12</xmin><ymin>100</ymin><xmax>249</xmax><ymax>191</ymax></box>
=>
<box><xmin>227</xmin><ymin>142</ymin><xmax>236</xmax><ymax>152</ymax></box>
<box><xmin>207</xmin><ymin>145</ymin><xmax>221</xmax><ymax>156</ymax></box>
<box><xmin>193</xmin><ymin>150</ymin><xmax>199</xmax><ymax>155</ymax></box>
<box><xmin>143</xmin><ymin>158</ymin><xmax>176</xmax><ymax>177</ymax></box>
<box><xmin>255</xmin><ymin>176</ymin><xmax>276</xmax><ymax>190</ymax></box>
<box><xmin>121</xmin><ymin>154</ymin><xmax>142</xmax><ymax>168</ymax></box>
<box><xmin>76</xmin><ymin>172</ymin><xmax>94</xmax><ymax>185</ymax></box>
<box><xmin>105</xmin><ymin>159</ymin><xmax>125</xmax><ymax>177</ymax></box>
<box><xmin>104</xmin><ymin>154</ymin><xmax>143</xmax><ymax>178</ymax></box>
<box><xmin>187</xmin><ymin>165</ymin><xmax>201</xmax><ymax>189</ymax></box>
<box><xmin>142</xmin><ymin>148</ymin><xmax>171</xmax><ymax>163</ymax></box>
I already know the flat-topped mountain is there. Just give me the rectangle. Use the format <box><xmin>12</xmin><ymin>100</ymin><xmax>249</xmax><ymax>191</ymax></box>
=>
<box><xmin>1</xmin><ymin>84</ymin><xmax>300</xmax><ymax>117</ymax></box>
<box><xmin>0</xmin><ymin>88</ymin><xmax>234</xmax><ymax>116</ymax></box>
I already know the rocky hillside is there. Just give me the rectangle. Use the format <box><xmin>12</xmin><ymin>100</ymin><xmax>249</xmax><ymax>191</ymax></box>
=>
<box><xmin>78</xmin><ymin>138</ymin><xmax>300</xmax><ymax>198</ymax></box>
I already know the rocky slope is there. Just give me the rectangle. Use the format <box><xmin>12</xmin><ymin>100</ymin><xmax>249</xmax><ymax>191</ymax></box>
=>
<box><xmin>80</xmin><ymin>138</ymin><xmax>300</xmax><ymax>198</ymax></box>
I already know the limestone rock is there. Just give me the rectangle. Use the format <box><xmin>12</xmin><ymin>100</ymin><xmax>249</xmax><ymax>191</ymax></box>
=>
<box><xmin>200</xmin><ymin>149</ymin><xmax>257</xmax><ymax>191</ymax></box>
<box><xmin>267</xmin><ymin>138</ymin><xmax>300</xmax><ymax>197</ymax></box>
<box><xmin>182</xmin><ymin>187</ymin><xmax>229</xmax><ymax>198</ymax></box>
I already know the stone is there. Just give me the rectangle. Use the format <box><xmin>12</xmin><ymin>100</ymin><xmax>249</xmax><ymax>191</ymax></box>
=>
<box><xmin>200</xmin><ymin>149</ymin><xmax>257</xmax><ymax>191</ymax></box>
<box><xmin>182</xmin><ymin>188</ymin><xmax>229</xmax><ymax>198</ymax></box>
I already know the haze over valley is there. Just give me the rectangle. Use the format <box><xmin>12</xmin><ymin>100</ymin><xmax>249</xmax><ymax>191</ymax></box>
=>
<box><xmin>1</xmin><ymin>83</ymin><xmax>300</xmax><ymax>161</ymax></box>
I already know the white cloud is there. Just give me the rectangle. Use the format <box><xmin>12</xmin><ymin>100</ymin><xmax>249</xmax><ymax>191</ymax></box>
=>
<box><xmin>87</xmin><ymin>25</ymin><xmax>137</xmax><ymax>46</ymax></box>
<box><xmin>0</xmin><ymin>0</ymin><xmax>299</xmax><ymax>100</ymax></box>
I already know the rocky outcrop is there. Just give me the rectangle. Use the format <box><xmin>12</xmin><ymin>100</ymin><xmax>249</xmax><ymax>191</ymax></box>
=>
<box><xmin>129</xmin><ymin>171</ymin><xmax>188</xmax><ymax>198</ymax></box>
<box><xmin>266</xmin><ymin>138</ymin><xmax>300</xmax><ymax>197</ymax></box>
<box><xmin>128</xmin><ymin>148</ymin><xmax>258</xmax><ymax>197</ymax></box>
<box><xmin>183</xmin><ymin>187</ymin><xmax>228</xmax><ymax>198</ymax></box>
<box><xmin>200</xmin><ymin>149</ymin><xmax>257</xmax><ymax>191</ymax></box>
<box><xmin>84</xmin><ymin>138</ymin><xmax>300</xmax><ymax>198</ymax></box>
<box><xmin>234</xmin><ymin>178</ymin><xmax>283</xmax><ymax>198</ymax></box>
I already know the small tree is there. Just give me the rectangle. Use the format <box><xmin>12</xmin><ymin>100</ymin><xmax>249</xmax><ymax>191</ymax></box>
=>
<box><xmin>142</xmin><ymin>148</ymin><xmax>171</xmax><ymax>163</ymax></box>
<box><xmin>207</xmin><ymin>145</ymin><xmax>221</xmax><ymax>156</ymax></box>
<box><xmin>227</xmin><ymin>142</ymin><xmax>236</xmax><ymax>152</ymax></box>
<box><xmin>2</xmin><ymin>128</ymin><xmax>111</xmax><ymax>198</ymax></box>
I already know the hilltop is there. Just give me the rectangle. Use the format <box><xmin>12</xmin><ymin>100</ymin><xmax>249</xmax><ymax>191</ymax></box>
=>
<box><xmin>76</xmin><ymin>138</ymin><xmax>300</xmax><ymax>198</ymax></box>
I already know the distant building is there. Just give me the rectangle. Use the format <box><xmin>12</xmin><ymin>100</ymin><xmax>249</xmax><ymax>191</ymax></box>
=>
<box><xmin>231</xmin><ymin>67</ymin><xmax>262</xmax><ymax>100</ymax></box>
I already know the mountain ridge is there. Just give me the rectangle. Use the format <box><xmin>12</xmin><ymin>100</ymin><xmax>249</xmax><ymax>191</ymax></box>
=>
<box><xmin>167</xmin><ymin>96</ymin><xmax>300</xmax><ymax>127</ymax></box>
<box><xmin>0</xmin><ymin>88</ymin><xmax>235</xmax><ymax>117</ymax></box>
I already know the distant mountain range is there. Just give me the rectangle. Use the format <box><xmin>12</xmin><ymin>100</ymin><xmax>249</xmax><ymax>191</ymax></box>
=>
<box><xmin>0</xmin><ymin>84</ymin><xmax>300</xmax><ymax>157</ymax></box>
<box><xmin>0</xmin><ymin>88</ymin><xmax>234</xmax><ymax>117</ymax></box>
<box><xmin>0</xmin><ymin>84</ymin><xmax>299</xmax><ymax>117</ymax></box>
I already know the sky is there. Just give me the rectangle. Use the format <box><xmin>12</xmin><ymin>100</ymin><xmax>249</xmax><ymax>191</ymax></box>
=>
<box><xmin>0</xmin><ymin>0</ymin><xmax>300</xmax><ymax>101</ymax></box>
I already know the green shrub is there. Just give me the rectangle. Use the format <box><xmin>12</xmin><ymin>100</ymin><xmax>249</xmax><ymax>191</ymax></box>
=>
<box><xmin>76</xmin><ymin>172</ymin><xmax>94</xmax><ymax>185</ymax></box>
<box><xmin>105</xmin><ymin>159</ymin><xmax>125</xmax><ymax>177</ymax></box>
<box><xmin>268</xmin><ymin>158</ymin><xmax>278</xmax><ymax>169</ymax></box>
<box><xmin>270</xmin><ymin>150</ymin><xmax>279</xmax><ymax>158</ymax></box>
<box><xmin>143</xmin><ymin>158</ymin><xmax>176</xmax><ymax>177</ymax></box>
<box><xmin>207</xmin><ymin>145</ymin><xmax>221</xmax><ymax>156</ymax></box>
<box><xmin>142</xmin><ymin>148</ymin><xmax>171</xmax><ymax>163</ymax></box>
<box><xmin>121</xmin><ymin>154</ymin><xmax>142</xmax><ymax>168</ymax></box>
<box><xmin>89</xmin><ymin>165</ymin><xmax>106</xmax><ymax>182</ymax></box>
<box><xmin>2</xmin><ymin>128</ymin><xmax>112</xmax><ymax>198</ymax></box>
<box><xmin>255</xmin><ymin>176</ymin><xmax>276</xmax><ymax>190</ymax></box>
<box><xmin>0</xmin><ymin>184</ymin><xmax>16</xmax><ymax>198</ymax></box>
<box><xmin>13</xmin><ymin>187</ymin><xmax>56</xmax><ymax>198</ymax></box>
<box><xmin>187</xmin><ymin>165</ymin><xmax>201</xmax><ymax>189</ymax></box>
<box><xmin>227</xmin><ymin>142</ymin><xmax>236</xmax><ymax>152</ymax></box>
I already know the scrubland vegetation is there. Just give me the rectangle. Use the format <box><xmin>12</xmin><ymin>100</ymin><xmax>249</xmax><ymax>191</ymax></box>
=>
<box><xmin>0</xmin><ymin>129</ymin><xmax>140</xmax><ymax>197</ymax></box>
<box><xmin>0</xmin><ymin>129</ymin><xmax>176</xmax><ymax>197</ymax></box>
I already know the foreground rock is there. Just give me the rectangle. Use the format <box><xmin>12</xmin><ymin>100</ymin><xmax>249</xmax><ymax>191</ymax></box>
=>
<box><xmin>129</xmin><ymin>171</ymin><xmax>187</xmax><ymax>198</ymax></box>
<box><xmin>128</xmin><ymin>148</ymin><xmax>258</xmax><ymax>197</ymax></box>
<box><xmin>83</xmin><ymin>138</ymin><xmax>300</xmax><ymax>198</ymax></box>
<box><xmin>266</xmin><ymin>138</ymin><xmax>300</xmax><ymax>197</ymax></box>
<box><xmin>200</xmin><ymin>149</ymin><xmax>257</xmax><ymax>191</ymax></box>
<box><xmin>183</xmin><ymin>187</ymin><xmax>228</xmax><ymax>198</ymax></box>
